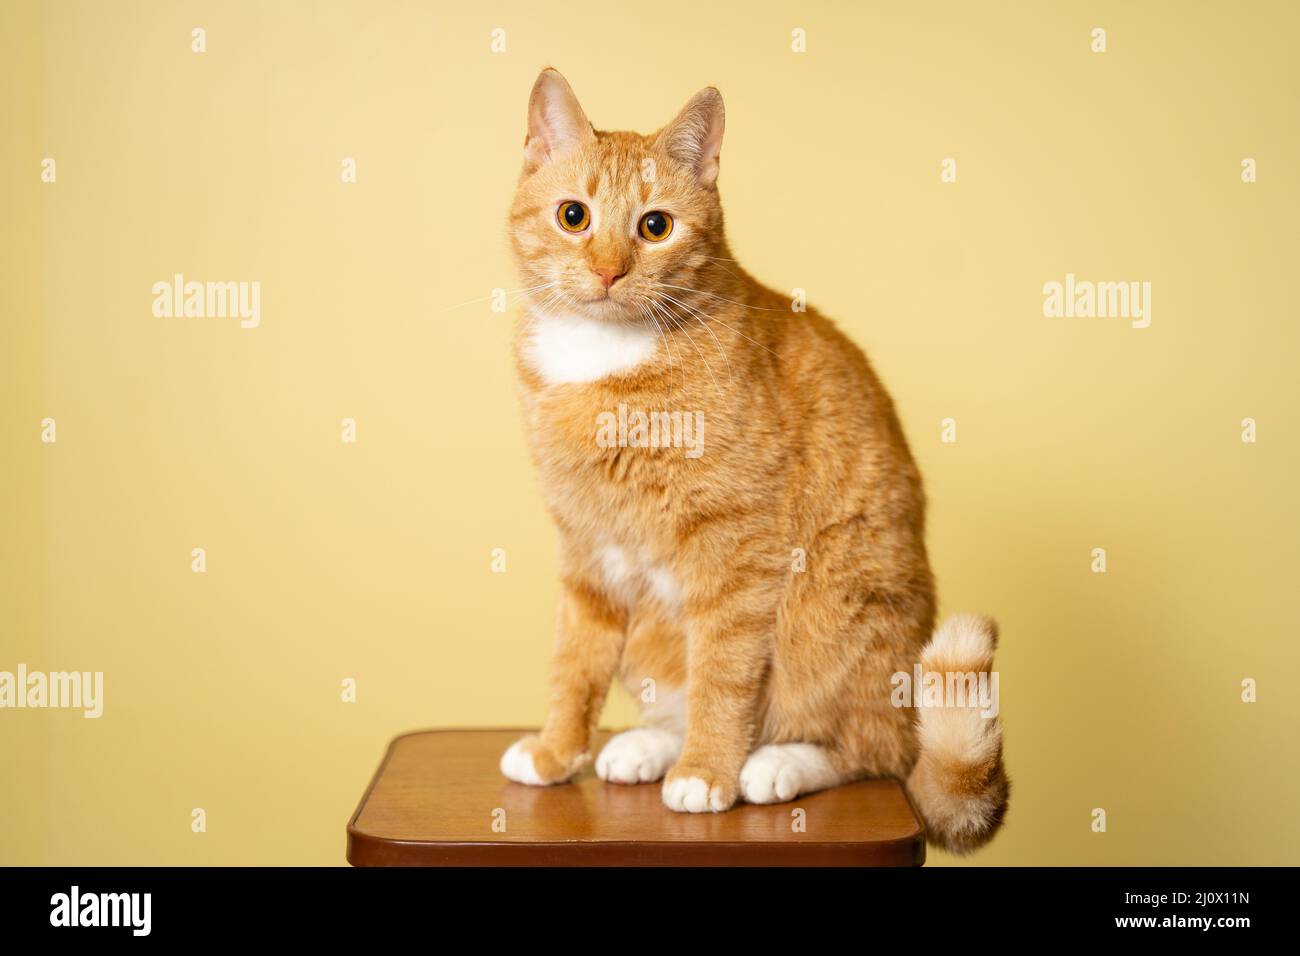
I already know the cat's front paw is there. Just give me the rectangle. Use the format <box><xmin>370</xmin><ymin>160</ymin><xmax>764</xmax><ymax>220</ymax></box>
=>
<box><xmin>500</xmin><ymin>735</ymin><xmax>587</xmax><ymax>786</ymax></box>
<box><xmin>596</xmin><ymin>727</ymin><xmax>681</xmax><ymax>784</ymax></box>
<box><xmin>739</xmin><ymin>743</ymin><xmax>838</xmax><ymax>804</ymax></box>
<box><xmin>661</xmin><ymin>765</ymin><xmax>738</xmax><ymax>813</ymax></box>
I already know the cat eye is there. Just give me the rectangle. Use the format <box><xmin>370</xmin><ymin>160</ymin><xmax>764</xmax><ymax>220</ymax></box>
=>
<box><xmin>557</xmin><ymin>200</ymin><xmax>590</xmax><ymax>233</ymax></box>
<box><xmin>638</xmin><ymin>211</ymin><xmax>674</xmax><ymax>242</ymax></box>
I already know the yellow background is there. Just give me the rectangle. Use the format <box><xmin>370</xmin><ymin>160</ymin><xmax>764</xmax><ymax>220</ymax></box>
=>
<box><xmin>3</xmin><ymin>0</ymin><xmax>1297</xmax><ymax>866</ymax></box>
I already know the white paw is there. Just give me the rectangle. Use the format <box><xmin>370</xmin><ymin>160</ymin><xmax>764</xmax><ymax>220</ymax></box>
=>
<box><xmin>739</xmin><ymin>743</ymin><xmax>839</xmax><ymax>804</ymax></box>
<box><xmin>499</xmin><ymin>738</ymin><xmax>544</xmax><ymax>785</ymax></box>
<box><xmin>662</xmin><ymin>775</ymin><xmax>729</xmax><ymax>813</ymax></box>
<box><xmin>596</xmin><ymin>728</ymin><xmax>681</xmax><ymax>784</ymax></box>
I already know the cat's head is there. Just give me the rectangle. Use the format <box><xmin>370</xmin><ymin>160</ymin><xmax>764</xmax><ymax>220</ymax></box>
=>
<box><xmin>508</xmin><ymin>68</ymin><xmax>728</xmax><ymax>324</ymax></box>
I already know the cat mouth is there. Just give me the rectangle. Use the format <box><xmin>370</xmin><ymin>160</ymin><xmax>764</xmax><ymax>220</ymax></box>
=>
<box><xmin>575</xmin><ymin>294</ymin><xmax>635</xmax><ymax>321</ymax></box>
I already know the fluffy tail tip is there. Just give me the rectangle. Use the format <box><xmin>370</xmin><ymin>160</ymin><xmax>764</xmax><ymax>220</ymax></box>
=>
<box><xmin>906</xmin><ymin>613</ymin><xmax>1009</xmax><ymax>855</ymax></box>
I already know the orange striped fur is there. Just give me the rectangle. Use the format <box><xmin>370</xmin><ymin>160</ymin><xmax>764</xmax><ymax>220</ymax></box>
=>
<box><xmin>499</xmin><ymin>69</ymin><xmax>1008</xmax><ymax>853</ymax></box>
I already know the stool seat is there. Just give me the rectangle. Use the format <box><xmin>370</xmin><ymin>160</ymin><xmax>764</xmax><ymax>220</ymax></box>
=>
<box><xmin>347</xmin><ymin>729</ymin><xmax>926</xmax><ymax>866</ymax></box>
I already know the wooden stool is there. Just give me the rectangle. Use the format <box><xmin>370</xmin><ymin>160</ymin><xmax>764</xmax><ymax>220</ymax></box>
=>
<box><xmin>348</xmin><ymin>729</ymin><xmax>926</xmax><ymax>866</ymax></box>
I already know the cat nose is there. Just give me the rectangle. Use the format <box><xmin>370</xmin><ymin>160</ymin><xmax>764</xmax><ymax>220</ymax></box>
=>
<box><xmin>592</xmin><ymin>265</ymin><xmax>626</xmax><ymax>290</ymax></box>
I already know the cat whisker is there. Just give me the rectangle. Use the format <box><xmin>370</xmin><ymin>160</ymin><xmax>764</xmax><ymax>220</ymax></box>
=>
<box><xmin>646</xmin><ymin>299</ymin><xmax>698</xmax><ymax>394</ymax></box>
<box><xmin>519</xmin><ymin>286</ymin><xmax>571</xmax><ymax>334</ymax></box>
<box><xmin>648</xmin><ymin>294</ymin><xmax>724</xmax><ymax>399</ymax></box>
<box><xmin>632</xmin><ymin>296</ymin><xmax>675</xmax><ymax>399</ymax></box>
<box><xmin>654</xmin><ymin>288</ymin><xmax>734</xmax><ymax>385</ymax></box>
<box><xmin>703</xmin><ymin>312</ymin><xmax>782</xmax><ymax>360</ymax></box>
<box><xmin>656</xmin><ymin>285</ymin><xmax>781</xmax><ymax>360</ymax></box>
<box><xmin>441</xmin><ymin>281</ymin><xmax>559</xmax><ymax>313</ymax></box>
<box><xmin>661</xmin><ymin>282</ymin><xmax>789</xmax><ymax>313</ymax></box>
<box><xmin>698</xmin><ymin>256</ymin><xmax>745</xmax><ymax>281</ymax></box>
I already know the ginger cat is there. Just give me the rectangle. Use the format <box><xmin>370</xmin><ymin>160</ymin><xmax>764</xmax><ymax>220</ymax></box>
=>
<box><xmin>500</xmin><ymin>69</ymin><xmax>1009</xmax><ymax>853</ymax></box>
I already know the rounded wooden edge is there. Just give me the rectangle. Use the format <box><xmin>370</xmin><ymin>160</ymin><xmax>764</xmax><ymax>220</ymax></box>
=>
<box><xmin>347</xmin><ymin>834</ymin><xmax>925</xmax><ymax>867</ymax></box>
<box><xmin>346</xmin><ymin>729</ymin><xmax>927</xmax><ymax>867</ymax></box>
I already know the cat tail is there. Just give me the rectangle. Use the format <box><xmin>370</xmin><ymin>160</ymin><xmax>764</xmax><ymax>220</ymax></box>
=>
<box><xmin>904</xmin><ymin>613</ymin><xmax>1010</xmax><ymax>855</ymax></box>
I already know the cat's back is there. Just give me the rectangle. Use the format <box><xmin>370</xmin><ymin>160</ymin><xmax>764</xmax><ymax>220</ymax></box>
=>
<box><xmin>738</xmin><ymin>277</ymin><xmax>916</xmax><ymax>458</ymax></box>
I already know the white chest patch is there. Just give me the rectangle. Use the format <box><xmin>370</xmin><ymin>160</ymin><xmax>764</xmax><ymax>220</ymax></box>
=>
<box><xmin>597</xmin><ymin>544</ymin><xmax>682</xmax><ymax>615</ymax></box>
<box><xmin>644</xmin><ymin>566</ymin><xmax>683</xmax><ymax>613</ymax></box>
<box><xmin>599</xmin><ymin>545</ymin><xmax>634</xmax><ymax>596</ymax></box>
<box><xmin>526</xmin><ymin>311</ymin><xmax>658</xmax><ymax>385</ymax></box>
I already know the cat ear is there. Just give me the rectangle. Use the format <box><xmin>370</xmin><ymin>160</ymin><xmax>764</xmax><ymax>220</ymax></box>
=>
<box><xmin>657</xmin><ymin>87</ymin><xmax>725</xmax><ymax>185</ymax></box>
<box><xmin>524</xmin><ymin>68</ymin><xmax>595</xmax><ymax>171</ymax></box>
